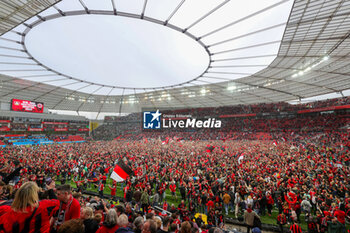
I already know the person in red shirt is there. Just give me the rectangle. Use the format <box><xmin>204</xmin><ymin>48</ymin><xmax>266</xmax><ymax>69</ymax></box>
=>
<box><xmin>0</xmin><ymin>181</ymin><xmax>59</xmax><ymax>233</ymax></box>
<box><xmin>334</xmin><ymin>205</ymin><xmax>347</xmax><ymax>233</ymax></box>
<box><xmin>169</xmin><ymin>181</ymin><xmax>177</xmax><ymax>200</ymax></box>
<box><xmin>52</xmin><ymin>184</ymin><xmax>81</xmax><ymax>231</ymax></box>
<box><xmin>266</xmin><ymin>192</ymin><xmax>274</xmax><ymax>216</ymax></box>
<box><xmin>123</xmin><ymin>184</ymin><xmax>130</xmax><ymax>201</ymax></box>
<box><xmin>98</xmin><ymin>180</ymin><xmax>104</xmax><ymax>198</ymax></box>
<box><xmin>206</xmin><ymin>198</ymin><xmax>215</xmax><ymax>213</ymax></box>
<box><xmin>290</xmin><ymin>220</ymin><xmax>302</xmax><ymax>233</ymax></box>
<box><xmin>108</xmin><ymin>182</ymin><xmax>117</xmax><ymax>199</ymax></box>
<box><xmin>102</xmin><ymin>174</ymin><xmax>107</xmax><ymax>184</ymax></box>
<box><xmin>334</xmin><ymin>206</ymin><xmax>346</xmax><ymax>225</ymax></box>
<box><xmin>277</xmin><ymin>212</ymin><xmax>287</xmax><ymax>233</ymax></box>
<box><xmin>163</xmin><ymin>200</ymin><xmax>169</xmax><ymax>211</ymax></box>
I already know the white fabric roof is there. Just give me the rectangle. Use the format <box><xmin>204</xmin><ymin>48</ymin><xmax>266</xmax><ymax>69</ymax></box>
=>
<box><xmin>0</xmin><ymin>0</ymin><xmax>349</xmax><ymax>114</ymax></box>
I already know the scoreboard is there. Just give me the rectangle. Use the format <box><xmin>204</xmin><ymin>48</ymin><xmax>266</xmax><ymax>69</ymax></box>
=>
<box><xmin>11</xmin><ymin>99</ymin><xmax>44</xmax><ymax>113</ymax></box>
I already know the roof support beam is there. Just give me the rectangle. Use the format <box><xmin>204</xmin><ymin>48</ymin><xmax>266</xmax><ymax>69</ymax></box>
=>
<box><xmin>76</xmin><ymin>85</ymin><xmax>104</xmax><ymax>112</ymax></box>
<box><xmin>78</xmin><ymin>0</ymin><xmax>90</xmax><ymax>14</ymax></box>
<box><xmin>202</xmin><ymin>75</ymin><xmax>301</xmax><ymax>99</ymax></box>
<box><xmin>141</xmin><ymin>0</ymin><xmax>148</xmax><ymax>19</ymax></box>
<box><xmin>33</xmin><ymin>81</ymin><xmax>82</xmax><ymax>101</ymax></box>
<box><xmin>184</xmin><ymin>0</ymin><xmax>230</xmax><ymax>32</ymax></box>
<box><xmin>96</xmin><ymin>87</ymin><xmax>115</xmax><ymax>119</ymax></box>
<box><xmin>51</xmin><ymin>83</ymin><xmax>92</xmax><ymax>109</ymax></box>
<box><xmin>111</xmin><ymin>0</ymin><xmax>117</xmax><ymax>15</ymax></box>
<box><xmin>208</xmin><ymin>22</ymin><xmax>286</xmax><ymax>48</ymax></box>
<box><xmin>200</xmin><ymin>0</ymin><xmax>290</xmax><ymax>39</ymax></box>
<box><xmin>164</xmin><ymin>0</ymin><xmax>185</xmax><ymax>26</ymax></box>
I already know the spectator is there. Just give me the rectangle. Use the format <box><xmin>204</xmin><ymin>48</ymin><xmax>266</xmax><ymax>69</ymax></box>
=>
<box><xmin>58</xmin><ymin>219</ymin><xmax>85</xmax><ymax>233</ymax></box>
<box><xmin>80</xmin><ymin>207</ymin><xmax>99</xmax><ymax>233</ymax></box>
<box><xmin>142</xmin><ymin>219</ymin><xmax>157</xmax><ymax>233</ymax></box>
<box><xmin>0</xmin><ymin>181</ymin><xmax>58</xmax><ymax>232</ymax></box>
<box><xmin>222</xmin><ymin>191</ymin><xmax>231</xmax><ymax>215</ymax></box>
<box><xmin>133</xmin><ymin>216</ymin><xmax>144</xmax><ymax>233</ymax></box>
<box><xmin>96</xmin><ymin>209</ymin><xmax>119</xmax><ymax>233</ymax></box>
<box><xmin>53</xmin><ymin>184</ymin><xmax>81</xmax><ymax>229</ymax></box>
<box><xmin>116</xmin><ymin>214</ymin><xmax>134</xmax><ymax>233</ymax></box>
<box><xmin>157</xmin><ymin>216</ymin><xmax>171</xmax><ymax>233</ymax></box>
<box><xmin>180</xmin><ymin>221</ymin><xmax>191</xmax><ymax>233</ymax></box>
<box><xmin>277</xmin><ymin>212</ymin><xmax>287</xmax><ymax>233</ymax></box>
<box><xmin>141</xmin><ymin>188</ymin><xmax>150</xmax><ymax>214</ymax></box>
<box><xmin>243</xmin><ymin>204</ymin><xmax>260</xmax><ymax>233</ymax></box>
<box><xmin>301</xmin><ymin>197</ymin><xmax>312</xmax><ymax>220</ymax></box>
<box><xmin>290</xmin><ymin>220</ymin><xmax>302</xmax><ymax>233</ymax></box>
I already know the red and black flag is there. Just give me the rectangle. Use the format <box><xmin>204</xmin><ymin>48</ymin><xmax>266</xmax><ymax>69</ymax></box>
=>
<box><xmin>110</xmin><ymin>160</ymin><xmax>133</xmax><ymax>182</ymax></box>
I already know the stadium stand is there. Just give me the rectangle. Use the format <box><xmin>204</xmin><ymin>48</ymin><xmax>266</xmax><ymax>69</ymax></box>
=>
<box><xmin>1</xmin><ymin>0</ymin><xmax>350</xmax><ymax>233</ymax></box>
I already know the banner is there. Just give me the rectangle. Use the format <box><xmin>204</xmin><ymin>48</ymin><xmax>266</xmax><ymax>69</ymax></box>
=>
<box><xmin>28</xmin><ymin>128</ymin><xmax>43</xmax><ymax>131</ymax></box>
<box><xmin>219</xmin><ymin>113</ymin><xmax>256</xmax><ymax>118</ymax></box>
<box><xmin>54</xmin><ymin>128</ymin><xmax>68</xmax><ymax>132</ymax></box>
<box><xmin>43</xmin><ymin>122</ymin><xmax>68</xmax><ymax>125</ymax></box>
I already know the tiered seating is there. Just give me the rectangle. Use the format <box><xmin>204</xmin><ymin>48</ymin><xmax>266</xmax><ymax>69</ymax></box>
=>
<box><xmin>54</xmin><ymin>135</ymin><xmax>85</xmax><ymax>143</ymax></box>
<box><xmin>93</xmin><ymin>95</ymin><xmax>350</xmax><ymax>141</ymax></box>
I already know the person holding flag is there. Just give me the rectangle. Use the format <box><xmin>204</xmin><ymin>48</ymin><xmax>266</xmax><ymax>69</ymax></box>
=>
<box><xmin>108</xmin><ymin>181</ymin><xmax>117</xmax><ymax>200</ymax></box>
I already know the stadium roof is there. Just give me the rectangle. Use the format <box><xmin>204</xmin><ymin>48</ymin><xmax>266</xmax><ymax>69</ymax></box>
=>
<box><xmin>0</xmin><ymin>0</ymin><xmax>350</xmax><ymax>115</ymax></box>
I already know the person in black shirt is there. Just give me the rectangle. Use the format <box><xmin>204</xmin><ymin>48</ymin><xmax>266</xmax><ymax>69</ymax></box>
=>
<box><xmin>169</xmin><ymin>204</ymin><xmax>177</xmax><ymax>214</ymax></box>
<box><xmin>178</xmin><ymin>200</ymin><xmax>187</xmax><ymax>219</ymax></box>
<box><xmin>201</xmin><ymin>191</ymin><xmax>208</xmax><ymax>214</ymax></box>
<box><xmin>180</xmin><ymin>184</ymin><xmax>186</xmax><ymax>201</ymax></box>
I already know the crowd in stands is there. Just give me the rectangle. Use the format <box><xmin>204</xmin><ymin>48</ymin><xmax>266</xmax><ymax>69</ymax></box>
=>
<box><xmin>0</xmin><ymin>129</ymin><xmax>349</xmax><ymax>232</ymax></box>
<box><xmin>94</xmin><ymin>96</ymin><xmax>350</xmax><ymax>141</ymax></box>
<box><xmin>101</xmin><ymin>97</ymin><xmax>350</xmax><ymax>124</ymax></box>
<box><xmin>0</xmin><ymin>97</ymin><xmax>349</xmax><ymax>232</ymax></box>
<box><xmin>10</xmin><ymin>123</ymin><xmax>28</xmax><ymax>131</ymax></box>
<box><xmin>300</xmin><ymin>97</ymin><xmax>350</xmax><ymax>109</ymax></box>
<box><xmin>51</xmin><ymin>135</ymin><xmax>85</xmax><ymax>142</ymax></box>
<box><xmin>94</xmin><ymin>112</ymin><xmax>349</xmax><ymax>141</ymax></box>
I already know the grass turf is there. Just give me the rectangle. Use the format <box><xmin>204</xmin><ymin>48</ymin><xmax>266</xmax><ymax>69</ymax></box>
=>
<box><xmin>56</xmin><ymin>177</ymin><xmax>350</xmax><ymax>231</ymax></box>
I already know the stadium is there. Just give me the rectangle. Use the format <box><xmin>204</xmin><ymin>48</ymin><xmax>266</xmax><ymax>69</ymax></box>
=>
<box><xmin>0</xmin><ymin>0</ymin><xmax>349</xmax><ymax>232</ymax></box>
